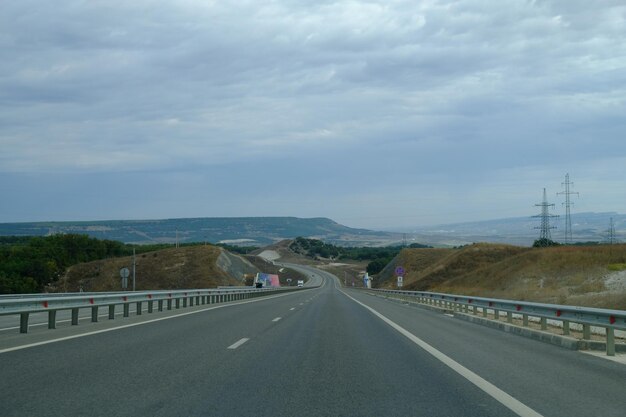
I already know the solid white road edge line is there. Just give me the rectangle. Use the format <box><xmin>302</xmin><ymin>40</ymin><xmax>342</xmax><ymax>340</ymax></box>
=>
<box><xmin>227</xmin><ymin>338</ymin><xmax>250</xmax><ymax>349</ymax></box>
<box><xmin>272</xmin><ymin>317</ymin><xmax>282</xmax><ymax>322</ymax></box>
<box><xmin>0</xmin><ymin>291</ymin><xmax>300</xmax><ymax>355</ymax></box>
<box><xmin>340</xmin><ymin>290</ymin><xmax>544</xmax><ymax>417</ymax></box>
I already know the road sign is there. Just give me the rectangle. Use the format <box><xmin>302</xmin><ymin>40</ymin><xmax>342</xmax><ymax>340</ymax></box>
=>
<box><xmin>397</xmin><ymin>276</ymin><xmax>403</xmax><ymax>288</ymax></box>
<box><xmin>395</xmin><ymin>266</ymin><xmax>405</xmax><ymax>276</ymax></box>
<box><xmin>120</xmin><ymin>267</ymin><xmax>130</xmax><ymax>290</ymax></box>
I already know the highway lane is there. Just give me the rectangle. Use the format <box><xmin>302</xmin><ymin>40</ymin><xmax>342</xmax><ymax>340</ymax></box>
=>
<box><xmin>342</xmin><ymin>286</ymin><xmax>626</xmax><ymax>417</ymax></box>
<box><xmin>1</xmin><ymin>268</ymin><xmax>625</xmax><ymax>416</ymax></box>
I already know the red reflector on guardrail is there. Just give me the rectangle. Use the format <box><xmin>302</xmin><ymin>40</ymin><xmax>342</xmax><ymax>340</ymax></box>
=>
<box><xmin>468</xmin><ymin>299</ymin><xmax>473</xmax><ymax>304</ymax></box>
<box><xmin>42</xmin><ymin>301</ymin><xmax>48</xmax><ymax>308</ymax></box>
<box><xmin>122</xmin><ymin>296</ymin><xmax>128</xmax><ymax>301</ymax></box>
<box><xmin>610</xmin><ymin>316</ymin><xmax>616</xmax><ymax>324</ymax></box>
<box><xmin>516</xmin><ymin>305</ymin><xmax>522</xmax><ymax>311</ymax></box>
<box><xmin>89</xmin><ymin>298</ymin><xmax>94</xmax><ymax>304</ymax></box>
<box><xmin>147</xmin><ymin>294</ymin><xmax>152</xmax><ymax>299</ymax></box>
<box><xmin>556</xmin><ymin>310</ymin><xmax>562</xmax><ymax>317</ymax></box>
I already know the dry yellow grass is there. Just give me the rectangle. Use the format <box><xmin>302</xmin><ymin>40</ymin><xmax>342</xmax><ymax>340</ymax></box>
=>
<box><xmin>379</xmin><ymin>243</ymin><xmax>626</xmax><ymax>310</ymax></box>
<box><xmin>56</xmin><ymin>245</ymin><xmax>241</xmax><ymax>292</ymax></box>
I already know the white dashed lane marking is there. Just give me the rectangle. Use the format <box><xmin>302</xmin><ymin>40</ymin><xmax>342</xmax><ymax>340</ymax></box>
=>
<box><xmin>227</xmin><ymin>338</ymin><xmax>250</xmax><ymax>350</ymax></box>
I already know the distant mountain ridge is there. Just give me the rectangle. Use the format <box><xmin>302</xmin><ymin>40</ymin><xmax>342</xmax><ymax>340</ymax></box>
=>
<box><xmin>0</xmin><ymin>217</ymin><xmax>396</xmax><ymax>246</ymax></box>
<box><xmin>2</xmin><ymin>212</ymin><xmax>622</xmax><ymax>248</ymax></box>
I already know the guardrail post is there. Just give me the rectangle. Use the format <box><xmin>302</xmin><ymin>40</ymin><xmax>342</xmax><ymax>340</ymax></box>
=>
<box><xmin>189</xmin><ymin>297</ymin><xmax>194</xmax><ymax>307</ymax></box>
<box><xmin>196</xmin><ymin>296</ymin><xmax>200</xmax><ymax>305</ymax></box>
<box><xmin>463</xmin><ymin>305</ymin><xmax>469</xmax><ymax>313</ymax></box>
<box><xmin>20</xmin><ymin>313</ymin><xmax>29</xmax><ymax>333</ymax></box>
<box><xmin>540</xmin><ymin>317</ymin><xmax>547</xmax><ymax>331</ymax></box>
<box><xmin>582</xmin><ymin>324</ymin><xmax>591</xmax><ymax>340</ymax></box>
<box><xmin>136</xmin><ymin>302</ymin><xmax>142</xmax><ymax>315</ymax></box>
<box><xmin>175</xmin><ymin>298</ymin><xmax>180</xmax><ymax>309</ymax></box>
<box><xmin>562</xmin><ymin>320</ymin><xmax>570</xmax><ymax>335</ymax></box>
<box><xmin>482</xmin><ymin>308</ymin><xmax>488</xmax><ymax>318</ymax></box>
<box><xmin>201</xmin><ymin>295</ymin><xmax>206</xmax><ymax>305</ymax></box>
<box><xmin>91</xmin><ymin>306</ymin><xmax>98</xmax><ymax>322</ymax></box>
<box><xmin>523</xmin><ymin>314</ymin><xmax>528</xmax><ymax>327</ymax></box>
<box><xmin>48</xmin><ymin>310</ymin><xmax>56</xmax><ymax>329</ymax></box>
<box><xmin>123</xmin><ymin>303</ymin><xmax>130</xmax><ymax>317</ymax></box>
<box><xmin>507</xmin><ymin>312</ymin><xmax>513</xmax><ymax>323</ymax></box>
<box><xmin>71</xmin><ymin>308</ymin><xmax>79</xmax><ymax>325</ymax></box>
<box><xmin>158</xmin><ymin>300</ymin><xmax>164</xmax><ymax>312</ymax></box>
<box><xmin>494</xmin><ymin>310</ymin><xmax>500</xmax><ymax>320</ymax></box>
<box><xmin>108</xmin><ymin>305</ymin><xmax>115</xmax><ymax>320</ymax></box>
<box><xmin>473</xmin><ymin>306</ymin><xmax>478</xmax><ymax>315</ymax></box>
<box><xmin>606</xmin><ymin>327</ymin><xmax>615</xmax><ymax>356</ymax></box>
<box><xmin>148</xmin><ymin>301</ymin><xmax>153</xmax><ymax>313</ymax></box>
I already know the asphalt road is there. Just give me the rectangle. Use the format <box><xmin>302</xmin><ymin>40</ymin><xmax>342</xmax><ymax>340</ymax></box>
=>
<box><xmin>1</xmin><ymin>268</ymin><xmax>625</xmax><ymax>417</ymax></box>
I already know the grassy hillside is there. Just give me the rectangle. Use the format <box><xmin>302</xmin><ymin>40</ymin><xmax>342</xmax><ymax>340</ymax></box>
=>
<box><xmin>375</xmin><ymin>243</ymin><xmax>626</xmax><ymax>309</ymax></box>
<box><xmin>54</xmin><ymin>246</ymin><xmax>247</xmax><ymax>292</ymax></box>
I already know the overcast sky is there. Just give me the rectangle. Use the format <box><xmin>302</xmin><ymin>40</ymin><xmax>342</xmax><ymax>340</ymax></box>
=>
<box><xmin>1</xmin><ymin>0</ymin><xmax>625</xmax><ymax>230</ymax></box>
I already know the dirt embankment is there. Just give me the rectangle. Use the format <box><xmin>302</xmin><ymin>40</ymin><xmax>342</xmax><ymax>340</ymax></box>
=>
<box><xmin>55</xmin><ymin>245</ymin><xmax>258</xmax><ymax>292</ymax></box>
<box><xmin>375</xmin><ymin>243</ymin><xmax>626</xmax><ymax>310</ymax></box>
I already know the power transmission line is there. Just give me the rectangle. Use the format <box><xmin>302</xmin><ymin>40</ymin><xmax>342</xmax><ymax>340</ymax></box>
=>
<box><xmin>533</xmin><ymin>188</ymin><xmax>558</xmax><ymax>246</ymax></box>
<box><xmin>556</xmin><ymin>173</ymin><xmax>579</xmax><ymax>244</ymax></box>
<box><xmin>607</xmin><ymin>217</ymin><xmax>617</xmax><ymax>245</ymax></box>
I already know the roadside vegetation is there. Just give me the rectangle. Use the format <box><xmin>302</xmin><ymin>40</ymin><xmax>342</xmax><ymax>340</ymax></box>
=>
<box><xmin>375</xmin><ymin>242</ymin><xmax>626</xmax><ymax>309</ymax></box>
<box><xmin>289</xmin><ymin>237</ymin><xmax>431</xmax><ymax>274</ymax></box>
<box><xmin>0</xmin><ymin>235</ymin><xmax>256</xmax><ymax>294</ymax></box>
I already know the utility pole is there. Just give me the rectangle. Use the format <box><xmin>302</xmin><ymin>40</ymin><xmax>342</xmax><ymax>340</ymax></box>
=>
<box><xmin>132</xmin><ymin>247</ymin><xmax>136</xmax><ymax>291</ymax></box>
<box><xmin>533</xmin><ymin>188</ymin><xmax>558</xmax><ymax>246</ymax></box>
<box><xmin>557</xmin><ymin>173</ymin><xmax>579</xmax><ymax>244</ymax></box>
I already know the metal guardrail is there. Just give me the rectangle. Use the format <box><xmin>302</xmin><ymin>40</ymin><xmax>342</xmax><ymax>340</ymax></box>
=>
<box><xmin>0</xmin><ymin>287</ymin><xmax>297</xmax><ymax>334</ymax></box>
<box><xmin>367</xmin><ymin>288</ymin><xmax>626</xmax><ymax>356</ymax></box>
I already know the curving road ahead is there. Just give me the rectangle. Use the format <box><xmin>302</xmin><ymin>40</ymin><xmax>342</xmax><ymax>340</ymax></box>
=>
<box><xmin>1</xmin><ymin>266</ymin><xmax>625</xmax><ymax>417</ymax></box>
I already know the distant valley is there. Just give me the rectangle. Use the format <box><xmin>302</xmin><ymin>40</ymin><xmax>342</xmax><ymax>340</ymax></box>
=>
<box><xmin>402</xmin><ymin>212</ymin><xmax>626</xmax><ymax>247</ymax></box>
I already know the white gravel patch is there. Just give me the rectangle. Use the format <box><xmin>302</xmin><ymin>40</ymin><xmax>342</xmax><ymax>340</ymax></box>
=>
<box><xmin>605</xmin><ymin>270</ymin><xmax>626</xmax><ymax>291</ymax></box>
<box><xmin>258</xmin><ymin>250</ymin><xmax>281</xmax><ymax>262</ymax></box>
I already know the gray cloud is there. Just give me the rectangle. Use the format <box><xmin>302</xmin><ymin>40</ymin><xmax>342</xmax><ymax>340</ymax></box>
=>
<box><xmin>1</xmin><ymin>1</ymin><xmax>625</xmax><ymax>227</ymax></box>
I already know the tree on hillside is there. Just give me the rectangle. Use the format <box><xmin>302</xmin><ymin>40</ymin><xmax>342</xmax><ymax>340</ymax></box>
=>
<box><xmin>533</xmin><ymin>238</ymin><xmax>560</xmax><ymax>248</ymax></box>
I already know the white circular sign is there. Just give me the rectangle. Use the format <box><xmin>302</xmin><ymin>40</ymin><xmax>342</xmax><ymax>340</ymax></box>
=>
<box><xmin>120</xmin><ymin>267</ymin><xmax>130</xmax><ymax>279</ymax></box>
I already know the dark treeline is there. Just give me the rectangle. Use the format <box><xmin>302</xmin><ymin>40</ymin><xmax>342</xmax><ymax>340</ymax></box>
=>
<box><xmin>0</xmin><ymin>235</ymin><xmax>205</xmax><ymax>294</ymax></box>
